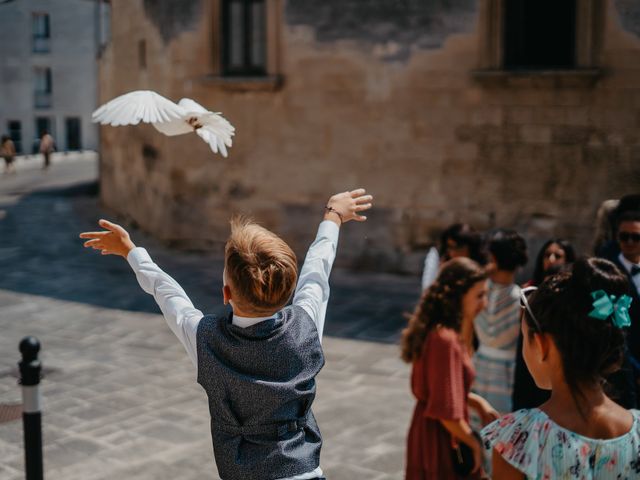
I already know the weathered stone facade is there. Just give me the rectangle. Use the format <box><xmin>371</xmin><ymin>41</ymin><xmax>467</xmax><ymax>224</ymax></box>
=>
<box><xmin>98</xmin><ymin>0</ymin><xmax>640</xmax><ymax>273</ymax></box>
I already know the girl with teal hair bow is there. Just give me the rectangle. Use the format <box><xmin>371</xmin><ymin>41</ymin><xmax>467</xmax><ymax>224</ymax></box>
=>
<box><xmin>588</xmin><ymin>289</ymin><xmax>633</xmax><ymax>328</ymax></box>
<box><xmin>481</xmin><ymin>257</ymin><xmax>640</xmax><ymax>480</ymax></box>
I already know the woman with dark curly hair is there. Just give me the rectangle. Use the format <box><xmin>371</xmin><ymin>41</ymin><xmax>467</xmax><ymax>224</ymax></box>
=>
<box><xmin>483</xmin><ymin>258</ymin><xmax>640</xmax><ymax>479</ymax></box>
<box><xmin>402</xmin><ymin>258</ymin><xmax>498</xmax><ymax>479</ymax></box>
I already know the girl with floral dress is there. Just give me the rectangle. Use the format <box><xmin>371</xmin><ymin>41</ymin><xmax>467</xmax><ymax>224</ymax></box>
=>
<box><xmin>482</xmin><ymin>257</ymin><xmax>640</xmax><ymax>479</ymax></box>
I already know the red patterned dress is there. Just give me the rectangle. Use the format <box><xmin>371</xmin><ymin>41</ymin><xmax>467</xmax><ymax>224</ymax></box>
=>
<box><xmin>406</xmin><ymin>327</ymin><xmax>479</xmax><ymax>479</ymax></box>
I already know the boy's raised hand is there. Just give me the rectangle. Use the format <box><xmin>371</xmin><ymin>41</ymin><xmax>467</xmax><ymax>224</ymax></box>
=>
<box><xmin>79</xmin><ymin>219</ymin><xmax>136</xmax><ymax>258</ymax></box>
<box><xmin>325</xmin><ymin>188</ymin><xmax>373</xmax><ymax>225</ymax></box>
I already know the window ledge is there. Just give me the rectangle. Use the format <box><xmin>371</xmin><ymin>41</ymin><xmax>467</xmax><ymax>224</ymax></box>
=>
<box><xmin>471</xmin><ymin>69</ymin><xmax>603</xmax><ymax>88</ymax></box>
<box><xmin>200</xmin><ymin>75</ymin><xmax>283</xmax><ymax>92</ymax></box>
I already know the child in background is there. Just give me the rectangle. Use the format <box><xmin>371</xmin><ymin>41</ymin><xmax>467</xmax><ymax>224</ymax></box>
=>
<box><xmin>473</xmin><ymin>229</ymin><xmax>528</xmax><ymax>414</ymax></box>
<box><xmin>483</xmin><ymin>257</ymin><xmax>640</xmax><ymax>479</ymax></box>
<box><xmin>80</xmin><ymin>189</ymin><xmax>373</xmax><ymax>480</ymax></box>
<box><xmin>421</xmin><ymin>223</ymin><xmax>485</xmax><ymax>291</ymax></box>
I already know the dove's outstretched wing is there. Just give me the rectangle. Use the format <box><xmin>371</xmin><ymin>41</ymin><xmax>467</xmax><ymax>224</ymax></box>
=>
<box><xmin>92</xmin><ymin>92</ymin><xmax>235</xmax><ymax>157</ymax></box>
<box><xmin>92</xmin><ymin>90</ymin><xmax>186</xmax><ymax>127</ymax></box>
<box><xmin>178</xmin><ymin>98</ymin><xmax>235</xmax><ymax>157</ymax></box>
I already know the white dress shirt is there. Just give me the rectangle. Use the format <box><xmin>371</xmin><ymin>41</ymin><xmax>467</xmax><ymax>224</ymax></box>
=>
<box><xmin>618</xmin><ymin>252</ymin><xmax>640</xmax><ymax>297</ymax></box>
<box><xmin>127</xmin><ymin>220</ymin><xmax>340</xmax><ymax>480</ymax></box>
<box><xmin>421</xmin><ymin>246</ymin><xmax>440</xmax><ymax>291</ymax></box>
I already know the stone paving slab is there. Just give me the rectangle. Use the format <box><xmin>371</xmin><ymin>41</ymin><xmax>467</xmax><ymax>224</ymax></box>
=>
<box><xmin>0</xmin><ymin>154</ymin><xmax>419</xmax><ymax>479</ymax></box>
<box><xmin>0</xmin><ymin>296</ymin><xmax>413</xmax><ymax>479</ymax></box>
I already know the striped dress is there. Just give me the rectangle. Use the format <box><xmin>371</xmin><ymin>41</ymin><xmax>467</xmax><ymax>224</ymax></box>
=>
<box><xmin>472</xmin><ymin>280</ymin><xmax>520</xmax><ymax>414</ymax></box>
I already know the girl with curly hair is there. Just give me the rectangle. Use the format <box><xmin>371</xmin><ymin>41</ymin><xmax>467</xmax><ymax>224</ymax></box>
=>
<box><xmin>402</xmin><ymin>258</ymin><xmax>498</xmax><ymax>479</ymax></box>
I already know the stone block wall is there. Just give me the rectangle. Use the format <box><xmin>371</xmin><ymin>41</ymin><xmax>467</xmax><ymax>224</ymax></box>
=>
<box><xmin>98</xmin><ymin>0</ymin><xmax>640</xmax><ymax>274</ymax></box>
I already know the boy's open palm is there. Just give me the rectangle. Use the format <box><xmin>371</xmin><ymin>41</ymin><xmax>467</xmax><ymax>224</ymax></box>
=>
<box><xmin>79</xmin><ymin>219</ymin><xmax>136</xmax><ymax>258</ymax></box>
<box><xmin>326</xmin><ymin>188</ymin><xmax>373</xmax><ymax>224</ymax></box>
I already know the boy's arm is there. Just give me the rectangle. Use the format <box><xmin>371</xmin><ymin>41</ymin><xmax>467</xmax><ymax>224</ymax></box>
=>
<box><xmin>80</xmin><ymin>220</ymin><xmax>202</xmax><ymax>367</ymax></box>
<box><xmin>292</xmin><ymin>221</ymin><xmax>339</xmax><ymax>341</ymax></box>
<box><xmin>127</xmin><ymin>248</ymin><xmax>203</xmax><ymax>366</ymax></box>
<box><xmin>292</xmin><ymin>189</ymin><xmax>372</xmax><ymax>341</ymax></box>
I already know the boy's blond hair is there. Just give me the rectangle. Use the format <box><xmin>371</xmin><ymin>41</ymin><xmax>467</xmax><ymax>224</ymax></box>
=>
<box><xmin>224</xmin><ymin>217</ymin><xmax>298</xmax><ymax>315</ymax></box>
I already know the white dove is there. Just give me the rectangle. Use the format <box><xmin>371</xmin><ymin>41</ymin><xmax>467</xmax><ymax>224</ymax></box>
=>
<box><xmin>92</xmin><ymin>90</ymin><xmax>235</xmax><ymax>157</ymax></box>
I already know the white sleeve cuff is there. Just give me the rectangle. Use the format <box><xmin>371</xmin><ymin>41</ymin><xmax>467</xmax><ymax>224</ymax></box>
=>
<box><xmin>127</xmin><ymin>247</ymin><xmax>152</xmax><ymax>270</ymax></box>
<box><xmin>316</xmin><ymin>220</ymin><xmax>340</xmax><ymax>242</ymax></box>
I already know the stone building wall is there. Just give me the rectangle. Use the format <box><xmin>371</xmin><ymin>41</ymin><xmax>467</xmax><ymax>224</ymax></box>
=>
<box><xmin>98</xmin><ymin>0</ymin><xmax>640</xmax><ymax>273</ymax></box>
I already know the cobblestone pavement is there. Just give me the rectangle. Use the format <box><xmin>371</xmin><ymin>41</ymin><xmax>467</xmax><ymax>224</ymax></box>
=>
<box><xmin>0</xmin><ymin>153</ymin><xmax>420</xmax><ymax>479</ymax></box>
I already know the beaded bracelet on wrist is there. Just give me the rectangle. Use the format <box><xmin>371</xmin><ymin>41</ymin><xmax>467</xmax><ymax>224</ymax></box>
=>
<box><xmin>324</xmin><ymin>205</ymin><xmax>343</xmax><ymax>224</ymax></box>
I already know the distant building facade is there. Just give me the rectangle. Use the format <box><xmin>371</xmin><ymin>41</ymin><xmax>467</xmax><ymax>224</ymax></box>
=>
<box><xmin>98</xmin><ymin>0</ymin><xmax>640</xmax><ymax>272</ymax></box>
<box><xmin>0</xmin><ymin>0</ymin><xmax>110</xmax><ymax>154</ymax></box>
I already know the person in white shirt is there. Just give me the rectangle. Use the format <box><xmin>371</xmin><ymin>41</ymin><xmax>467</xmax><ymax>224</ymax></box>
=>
<box><xmin>79</xmin><ymin>189</ymin><xmax>373</xmax><ymax>480</ymax></box>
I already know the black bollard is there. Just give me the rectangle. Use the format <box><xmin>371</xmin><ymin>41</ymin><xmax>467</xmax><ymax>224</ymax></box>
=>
<box><xmin>19</xmin><ymin>336</ymin><xmax>43</xmax><ymax>480</ymax></box>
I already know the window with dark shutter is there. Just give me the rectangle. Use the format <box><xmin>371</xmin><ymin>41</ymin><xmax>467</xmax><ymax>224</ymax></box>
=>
<box><xmin>34</xmin><ymin>67</ymin><xmax>52</xmax><ymax>109</ymax></box>
<box><xmin>32</xmin><ymin>13</ymin><xmax>51</xmax><ymax>53</ymax></box>
<box><xmin>221</xmin><ymin>0</ymin><xmax>267</xmax><ymax>76</ymax></box>
<box><xmin>503</xmin><ymin>0</ymin><xmax>576</xmax><ymax>70</ymax></box>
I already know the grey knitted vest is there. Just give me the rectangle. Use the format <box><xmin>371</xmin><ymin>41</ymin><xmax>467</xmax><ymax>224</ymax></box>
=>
<box><xmin>196</xmin><ymin>305</ymin><xmax>325</xmax><ymax>480</ymax></box>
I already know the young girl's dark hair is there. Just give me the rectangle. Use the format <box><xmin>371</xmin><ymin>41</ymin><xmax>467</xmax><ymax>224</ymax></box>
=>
<box><xmin>523</xmin><ymin>257</ymin><xmax>629</xmax><ymax>405</ymax></box>
<box><xmin>488</xmin><ymin>229</ymin><xmax>528</xmax><ymax>272</ymax></box>
<box><xmin>440</xmin><ymin>223</ymin><xmax>486</xmax><ymax>265</ymax></box>
<box><xmin>531</xmin><ymin>239</ymin><xmax>576</xmax><ymax>286</ymax></box>
<box><xmin>401</xmin><ymin>257</ymin><xmax>487</xmax><ymax>363</ymax></box>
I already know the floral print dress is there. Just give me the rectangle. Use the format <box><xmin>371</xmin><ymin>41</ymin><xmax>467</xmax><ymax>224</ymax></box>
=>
<box><xmin>481</xmin><ymin>409</ymin><xmax>640</xmax><ymax>479</ymax></box>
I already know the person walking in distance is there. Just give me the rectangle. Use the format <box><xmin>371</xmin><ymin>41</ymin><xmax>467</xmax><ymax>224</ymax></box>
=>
<box><xmin>39</xmin><ymin>130</ymin><xmax>54</xmax><ymax>169</ymax></box>
<box><xmin>1</xmin><ymin>135</ymin><xmax>16</xmax><ymax>174</ymax></box>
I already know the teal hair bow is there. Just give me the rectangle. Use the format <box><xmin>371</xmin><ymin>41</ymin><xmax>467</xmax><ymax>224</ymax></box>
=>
<box><xmin>588</xmin><ymin>290</ymin><xmax>633</xmax><ymax>328</ymax></box>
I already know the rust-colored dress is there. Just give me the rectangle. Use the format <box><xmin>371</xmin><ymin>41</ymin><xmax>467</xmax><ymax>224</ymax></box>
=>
<box><xmin>406</xmin><ymin>327</ymin><xmax>478</xmax><ymax>480</ymax></box>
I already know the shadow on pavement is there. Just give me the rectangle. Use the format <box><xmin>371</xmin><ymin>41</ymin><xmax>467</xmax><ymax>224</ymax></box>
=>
<box><xmin>0</xmin><ymin>181</ymin><xmax>420</xmax><ymax>343</ymax></box>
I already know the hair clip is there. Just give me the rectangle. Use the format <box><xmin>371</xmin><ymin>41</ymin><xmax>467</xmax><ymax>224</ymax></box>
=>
<box><xmin>588</xmin><ymin>290</ymin><xmax>633</xmax><ymax>329</ymax></box>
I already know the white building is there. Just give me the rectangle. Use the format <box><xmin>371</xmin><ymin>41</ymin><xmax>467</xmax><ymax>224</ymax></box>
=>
<box><xmin>0</xmin><ymin>0</ymin><xmax>110</xmax><ymax>153</ymax></box>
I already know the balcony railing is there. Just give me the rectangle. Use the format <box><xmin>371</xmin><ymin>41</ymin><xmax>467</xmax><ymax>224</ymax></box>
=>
<box><xmin>32</xmin><ymin>37</ymin><xmax>50</xmax><ymax>54</ymax></box>
<box><xmin>34</xmin><ymin>92</ymin><xmax>52</xmax><ymax>109</ymax></box>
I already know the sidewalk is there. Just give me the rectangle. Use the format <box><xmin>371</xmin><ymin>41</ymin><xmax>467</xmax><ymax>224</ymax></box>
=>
<box><xmin>0</xmin><ymin>153</ymin><xmax>418</xmax><ymax>479</ymax></box>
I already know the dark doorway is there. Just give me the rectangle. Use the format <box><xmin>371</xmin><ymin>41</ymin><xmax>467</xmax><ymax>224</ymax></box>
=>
<box><xmin>65</xmin><ymin>117</ymin><xmax>82</xmax><ymax>151</ymax></box>
<box><xmin>7</xmin><ymin>120</ymin><xmax>22</xmax><ymax>154</ymax></box>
